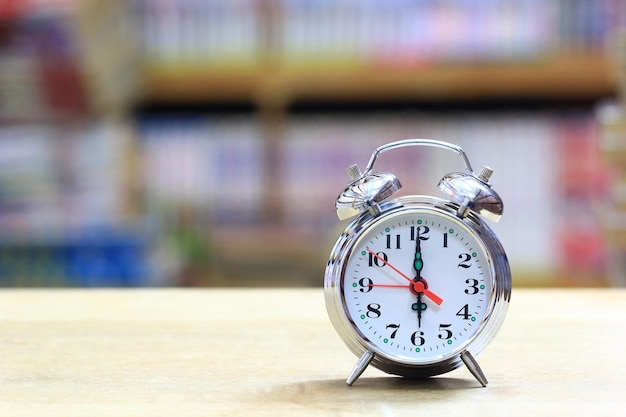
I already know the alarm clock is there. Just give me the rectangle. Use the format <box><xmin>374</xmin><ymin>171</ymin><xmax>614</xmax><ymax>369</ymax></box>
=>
<box><xmin>324</xmin><ymin>139</ymin><xmax>511</xmax><ymax>386</ymax></box>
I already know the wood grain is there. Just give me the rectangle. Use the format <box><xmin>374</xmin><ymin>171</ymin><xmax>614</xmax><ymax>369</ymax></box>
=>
<box><xmin>1</xmin><ymin>288</ymin><xmax>625</xmax><ymax>416</ymax></box>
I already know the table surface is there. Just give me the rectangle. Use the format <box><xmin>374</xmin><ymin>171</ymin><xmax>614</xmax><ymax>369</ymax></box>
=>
<box><xmin>1</xmin><ymin>288</ymin><xmax>625</xmax><ymax>416</ymax></box>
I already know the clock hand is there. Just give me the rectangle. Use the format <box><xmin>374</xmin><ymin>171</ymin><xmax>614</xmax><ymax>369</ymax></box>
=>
<box><xmin>366</xmin><ymin>248</ymin><xmax>411</xmax><ymax>282</ymax></box>
<box><xmin>366</xmin><ymin>248</ymin><xmax>443</xmax><ymax>306</ymax></box>
<box><xmin>367</xmin><ymin>282</ymin><xmax>442</xmax><ymax>306</ymax></box>
<box><xmin>414</xmin><ymin>233</ymin><xmax>426</xmax><ymax>327</ymax></box>
<box><xmin>414</xmin><ymin>234</ymin><xmax>423</xmax><ymax>278</ymax></box>
<box><xmin>368</xmin><ymin>283</ymin><xmax>409</xmax><ymax>289</ymax></box>
<box><xmin>412</xmin><ymin>279</ymin><xmax>443</xmax><ymax>306</ymax></box>
<box><xmin>411</xmin><ymin>231</ymin><xmax>444</xmax><ymax>306</ymax></box>
<box><xmin>416</xmin><ymin>293</ymin><xmax>423</xmax><ymax>328</ymax></box>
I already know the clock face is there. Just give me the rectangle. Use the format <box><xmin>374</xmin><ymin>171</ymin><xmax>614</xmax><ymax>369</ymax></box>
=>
<box><xmin>341</xmin><ymin>207</ymin><xmax>495</xmax><ymax>365</ymax></box>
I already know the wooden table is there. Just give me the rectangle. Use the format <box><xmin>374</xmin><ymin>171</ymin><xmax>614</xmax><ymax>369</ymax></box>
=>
<box><xmin>1</xmin><ymin>288</ymin><xmax>625</xmax><ymax>416</ymax></box>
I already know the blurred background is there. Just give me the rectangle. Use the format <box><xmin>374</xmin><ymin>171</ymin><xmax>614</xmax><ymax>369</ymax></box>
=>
<box><xmin>0</xmin><ymin>0</ymin><xmax>625</xmax><ymax>288</ymax></box>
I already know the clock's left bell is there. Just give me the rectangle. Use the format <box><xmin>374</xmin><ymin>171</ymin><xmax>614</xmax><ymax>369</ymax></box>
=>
<box><xmin>335</xmin><ymin>165</ymin><xmax>402</xmax><ymax>220</ymax></box>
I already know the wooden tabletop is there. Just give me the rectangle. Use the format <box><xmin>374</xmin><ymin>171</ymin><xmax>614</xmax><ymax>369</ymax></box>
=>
<box><xmin>1</xmin><ymin>288</ymin><xmax>625</xmax><ymax>416</ymax></box>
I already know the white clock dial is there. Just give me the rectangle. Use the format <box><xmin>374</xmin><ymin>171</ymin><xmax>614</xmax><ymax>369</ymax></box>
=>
<box><xmin>342</xmin><ymin>208</ymin><xmax>494</xmax><ymax>364</ymax></box>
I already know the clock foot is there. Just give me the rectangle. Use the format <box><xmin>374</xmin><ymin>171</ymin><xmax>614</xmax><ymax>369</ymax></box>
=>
<box><xmin>346</xmin><ymin>350</ymin><xmax>374</xmax><ymax>386</ymax></box>
<box><xmin>461</xmin><ymin>351</ymin><xmax>488</xmax><ymax>387</ymax></box>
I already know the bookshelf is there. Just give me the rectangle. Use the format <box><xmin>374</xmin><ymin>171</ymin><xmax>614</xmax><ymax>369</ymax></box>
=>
<box><xmin>2</xmin><ymin>0</ymin><xmax>622</xmax><ymax>287</ymax></box>
<box><xmin>0</xmin><ymin>0</ymin><xmax>147</xmax><ymax>287</ymax></box>
<box><xmin>598</xmin><ymin>27</ymin><xmax>626</xmax><ymax>286</ymax></box>
<box><xmin>131</xmin><ymin>0</ymin><xmax>623</xmax><ymax>287</ymax></box>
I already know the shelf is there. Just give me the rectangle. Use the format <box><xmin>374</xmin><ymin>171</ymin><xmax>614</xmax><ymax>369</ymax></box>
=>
<box><xmin>141</xmin><ymin>54</ymin><xmax>616</xmax><ymax>107</ymax></box>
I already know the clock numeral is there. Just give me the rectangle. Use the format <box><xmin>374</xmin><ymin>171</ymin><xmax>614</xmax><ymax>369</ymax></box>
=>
<box><xmin>410</xmin><ymin>331</ymin><xmax>425</xmax><ymax>346</ymax></box>
<box><xmin>443</xmin><ymin>232</ymin><xmax>448</xmax><ymax>248</ymax></box>
<box><xmin>458</xmin><ymin>253</ymin><xmax>472</xmax><ymax>268</ymax></box>
<box><xmin>465</xmin><ymin>279</ymin><xmax>479</xmax><ymax>295</ymax></box>
<box><xmin>438</xmin><ymin>324</ymin><xmax>453</xmax><ymax>340</ymax></box>
<box><xmin>456</xmin><ymin>304</ymin><xmax>472</xmax><ymax>320</ymax></box>
<box><xmin>386</xmin><ymin>323</ymin><xmax>400</xmax><ymax>339</ymax></box>
<box><xmin>358</xmin><ymin>277</ymin><xmax>373</xmax><ymax>293</ymax></box>
<box><xmin>368</xmin><ymin>251</ymin><xmax>388</xmax><ymax>267</ymax></box>
<box><xmin>410</xmin><ymin>226</ymin><xmax>430</xmax><ymax>241</ymax></box>
<box><xmin>386</xmin><ymin>234</ymin><xmax>401</xmax><ymax>249</ymax></box>
<box><xmin>366</xmin><ymin>303</ymin><xmax>381</xmax><ymax>318</ymax></box>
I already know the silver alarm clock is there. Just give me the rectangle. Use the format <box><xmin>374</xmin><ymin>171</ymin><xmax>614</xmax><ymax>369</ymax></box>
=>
<box><xmin>324</xmin><ymin>139</ymin><xmax>511</xmax><ymax>386</ymax></box>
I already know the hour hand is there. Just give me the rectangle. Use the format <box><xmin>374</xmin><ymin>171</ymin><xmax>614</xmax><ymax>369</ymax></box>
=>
<box><xmin>415</xmin><ymin>294</ymin><xmax>423</xmax><ymax>328</ymax></box>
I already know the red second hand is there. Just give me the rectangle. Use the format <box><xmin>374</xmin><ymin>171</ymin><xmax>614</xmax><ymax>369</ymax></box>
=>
<box><xmin>366</xmin><ymin>248</ymin><xmax>444</xmax><ymax>306</ymax></box>
<box><xmin>369</xmin><ymin>283</ymin><xmax>409</xmax><ymax>289</ymax></box>
<box><xmin>366</xmin><ymin>248</ymin><xmax>411</xmax><ymax>282</ymax></box>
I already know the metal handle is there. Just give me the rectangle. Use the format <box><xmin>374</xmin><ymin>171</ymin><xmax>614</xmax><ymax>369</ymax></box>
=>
<box><xmin>363</xmin><ymin>139</ymin><xmax>475</xmax><ymax>177</ymax></box>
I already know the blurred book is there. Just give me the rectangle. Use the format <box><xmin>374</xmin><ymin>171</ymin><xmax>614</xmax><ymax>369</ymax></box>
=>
<box><xmin>133</xmin><ymin>0</ymin><xmax>626</xmax><ymax>72</ymax></box>
<box><xmin>139</xmin><ymin>115</ymin><xmax>265</xmax><ymax>224</ymax></box>
<box><xmin>0</xmin><ymin>120</ymin><xmax>148</xmax><ymax>287</ymax></box>
<box><xmin>0</xmin><ymin>0</ymin><xmax>139</xmax><ymax>122</ymax></box>
<box><xmin>135</xmin><ymin>0</ymin><xmax>261</xmax><ymax>71</ymax></box>
<box><xmin>597</xmin><ymin>27</ymin><xmax>626</xmax><ymax>285</ymax></box>
<box><xmin>284</xmin><ymin>111</ymin><xmax>608</xmax><ymax>285</ymax></box>
<box><xmin>137</xmin><ymin>109</ymin><xmax>609</xmax><ymax>286</ymax></box>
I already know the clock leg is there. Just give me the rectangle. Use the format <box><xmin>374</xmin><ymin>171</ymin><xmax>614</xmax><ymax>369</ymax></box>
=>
<box><xmin>346</xmin><ymin>350</ymin><xmax>374</xmax><ymax>386</ymax></box>
<box><xmin>461</xmin><ymin>351</ymin><xmax>488</xmax><ymax>387</ymax></box>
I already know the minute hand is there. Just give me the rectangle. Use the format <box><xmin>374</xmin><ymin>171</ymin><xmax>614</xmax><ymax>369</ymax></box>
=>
<box><xmin>414</xmin><ymin>236</ymin><xmax>424</xmax><ymax>277</ymax></box>
<box><xmin>366</xmin><ymin>248</ymin><xmax>443</xmax><ymax>306</ymax></box>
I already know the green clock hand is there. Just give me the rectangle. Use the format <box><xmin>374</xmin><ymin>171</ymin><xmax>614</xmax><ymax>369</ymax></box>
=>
<box><xmin>414</xmin><ymin>237</ymin><xmax>423</xmax><ymax>277</ymax></box>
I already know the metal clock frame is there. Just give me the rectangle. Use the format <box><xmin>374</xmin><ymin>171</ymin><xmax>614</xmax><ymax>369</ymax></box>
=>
<box><xmin>324</xmin><ymin>195</ymin><xmax>511</xmax><ymax>386</ymax></box>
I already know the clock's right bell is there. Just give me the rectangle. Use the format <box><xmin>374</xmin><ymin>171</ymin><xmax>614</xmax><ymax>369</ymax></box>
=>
<box><xmin>438</xmin><ymin>166</ymin><xmax>503</xmax><ymax>222</ymax></box>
